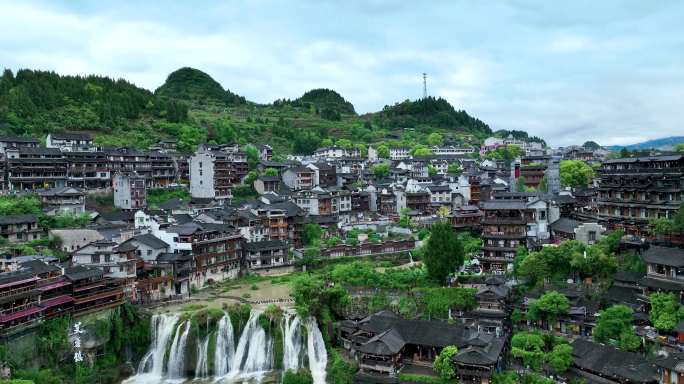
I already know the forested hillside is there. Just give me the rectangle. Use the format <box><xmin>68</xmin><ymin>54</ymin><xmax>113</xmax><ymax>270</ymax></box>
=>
<box><xmin>155</xmin><ymin>67</ymin><xmax>246</xmax><ymax>106</ymax></box>
<box><xmin>374</xmin><ymin>97</ymin><xmax>492</xmax><ymax>137</ymax></box>
<box><xmin>0</xmin><ymin>69</ymin><xmax>187</xmax><ymax>137</ymax></box>
<box><xmin>0</xmin><ymin>67</ymin><xmax>496</xmax><ymax>155</ymax></box>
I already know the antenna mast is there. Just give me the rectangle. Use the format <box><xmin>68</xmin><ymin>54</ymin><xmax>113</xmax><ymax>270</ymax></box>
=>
<box><xmin>422</xmin><ymin>72</ymin><xmax>427</xmax><ymax>99</ymax></box>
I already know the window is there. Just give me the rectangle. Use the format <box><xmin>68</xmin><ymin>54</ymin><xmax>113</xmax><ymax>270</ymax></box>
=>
<box><xmin>588</xmin><ymin>231</ymin><xmax>596</xmax><ymax>243</ymax></box>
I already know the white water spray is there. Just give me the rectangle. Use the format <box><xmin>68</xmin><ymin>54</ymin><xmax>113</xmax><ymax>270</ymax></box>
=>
<box><xmin>306</xmin><ymin>317</ymin><xmax>328</xmax><ymax>384</ymax></box>
<box><xmin>166</xmin><ymin>321</ymin><xmax>191</xmax><ymax>378</ymax></box>
<box><xmin>136</xmin><ymin>313</ymin><xmax>179</xmax><ymax>376</ymax></box>
<box><xmin>214</xmin><ymin>313</ymin><xmax>236</xmax><ymax>377</ymax></box>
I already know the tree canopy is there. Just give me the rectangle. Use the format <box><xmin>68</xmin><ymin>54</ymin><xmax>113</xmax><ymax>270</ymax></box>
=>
<box><xmin>559</xmin><ymin>160</ymin><xmax>594</xmax><ymax>188</ymax></box>
<box><xmin>422</xmin><ymin>221</ymin><xmax>465</xmax><ymax>283</ymax></box>
<box><xmin>593</xmin><ymin>305</ymin><xmax>640</xmax><ymax>351</ymax></box>
<box><xmin>433</xmin><ymin>346</ymin><xmax>458</xmax><ymax>380</ymax></box>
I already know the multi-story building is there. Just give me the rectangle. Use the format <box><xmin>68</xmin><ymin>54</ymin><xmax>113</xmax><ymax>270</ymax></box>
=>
<box><xmin>113</xmin><ymin>172</ymin><xmax>147</xmax><ymax>210</ymax></box>
<box><xmin>282</xmin><ymin>166</ymin><xmax>317</xmax><ymax>190</ymax></box>
<box><xmin>71</xmin><ymin>240</ymin><xmax>137</xmax><ymax>298</ymax></box>
<box><xmin>389</xmin><ymin>147</ymin><xmax>410</xmax><ymax>160</ymax></box>
<box><xmin>313</xmin><ymin>146</ymin><xmax>360</xmax><ymax>160</ymax></box>
<box><xmin>6</xmin><ymin>147</ymin><xmax>67</xmax><ymax>190</ymax></box>
<box><xmin>430</xmin><ymin>146</ymin><xmax>475</xmax><ymax>156</ymax></box>
<box><xmin>449</xmin><ymin>205</ymin><xmax>483</xmax><ymax>231</ymax></box>
<box><xmin>0</xmin><ymin>214</ymin><xmax>45</xmax><ymax>242</ymax></box>
<box><xmin>189</xmin><ymin>224</ymin><xmax>243</xmax><ymax>287</ymax></box>
<box><xmin>64</xmin><ymin>266</ymin><xmax>125</xmax><ymax>315</ymax></box>
<box><xmin>638</xmin><ymin>245</ymin><xmax>684</xmax><ymax>301</ymax></box>
<box><xmin>39</xmin><ymin>186</ymin><xmax>86</xmax><ymax>215</ymax></box>
<box><xmin>105</xmin><ymin>148</ymin><xmax>153</xmax><ymax>183</ymax></box>
<box><xmin>0</xmin><ymin>136</ymin><xmax>39</xmax><ymax>154</ymax></box>
<box><xmin>46</xmin><ymin>133</ymin><xmax>95</xmax><ymax>152</ymax></box>
<box><xmin>597</xmin><ymin>155</ymin><xmax>684</xmax><ymax>234</ymax></box>
<box><xmin>148</xmin><ymin>151</ymin><xmax>177</xmax><ymax>187</ymax></box>
<box><xmin>189</xmin><ymin>149</ymin><xmax>235</xmax><ymax>200</ymax></box>
<box><xmin>244</xmin><ymin>240</ymin><xmax>289</xmax><ymax>270</ymax></box>
<box><xmin>480</xmin><ymin>200</ymin><xmax>529</xmax><ymax>273</ymax></box>
<box><xmin>406</xmin><ymin>190</ymin><xmax>430</xmax><ymax>212</ymax></box>
<box><xmin>63</xmin><ymin>151</ymin><xmax>110</xmax><ymax>189</ymax></box>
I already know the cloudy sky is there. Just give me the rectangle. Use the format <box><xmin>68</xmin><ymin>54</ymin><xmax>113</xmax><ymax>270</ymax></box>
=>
<box><xmin>1</xmin><ymin>1</ymin><xmax>683</xmax><ymax>147</ymax></box>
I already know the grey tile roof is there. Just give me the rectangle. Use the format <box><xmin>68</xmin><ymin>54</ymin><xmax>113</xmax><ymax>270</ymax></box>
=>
<box><xmin>641</xmin><ymin>245</ymin><xmax>684</xmax><ymax>267</ymax></box>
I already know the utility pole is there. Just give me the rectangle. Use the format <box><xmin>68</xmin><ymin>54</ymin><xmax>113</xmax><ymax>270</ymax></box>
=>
<box><xmin>422</xmin><ymin>72</ymin><xmax>428</xmax><ymax>99</ymax></box>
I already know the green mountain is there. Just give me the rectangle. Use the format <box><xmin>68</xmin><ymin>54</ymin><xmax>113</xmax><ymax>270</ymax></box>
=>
<box><xmin>375</xmin><ymin>97</ymin><xmax>492</xmax><ymax>136</ymax></box>
<box><xmin>155</xmin><ymin>67</ymin><xmax>246</xmax><ymax>105</ymax></box>
<box><xmin>297</xmin><ymin>88</ymin><xmax>356</xmax><ymax>115</ymax></box>
<box><xmin>0</xmin><ymin>68</ymin><xmax>187</xmax><ymax>137</ymax></box>
<box><xmin>0</xmin><ymin>67</ymin><xmax>503</xmax><ymax>155</ymax></box>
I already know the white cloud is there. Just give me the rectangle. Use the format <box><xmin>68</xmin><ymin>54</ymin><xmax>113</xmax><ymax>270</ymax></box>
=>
<box><xmin>0</xmin><ymin>1</ymin><xmax>683</xmax><ymax>147</ymax></box>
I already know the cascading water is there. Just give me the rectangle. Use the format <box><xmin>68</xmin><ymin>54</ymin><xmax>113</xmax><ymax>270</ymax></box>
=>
<box><xmin>126</xmin><ymin>308</ymin><xmax>328</xmax><ymax>383</ymax></box>
<box><xmin>214</xmin><ymin>313</ymin><xmax>236</xmax><ymax>377</ymax></box>
<box><xmin>282</xmin><ymin>315</ymin><xmax>303</xmax><ymax>372</ymax></box>
<box><xmin>194</xmin><ymin>337</ymin><xmax>210</xmax><ymax>379</ymax></box>
<box><xmin>136</xmin><ymin>313</ymin><xmax>179</xmax><ymax>376</ymax></box>
<box><xmin>306</xmin><ymin>318</ymin><xmax>328</xmax><ymax>384</ymax></box>
<box><xmin>166</xmin><ymin>321</ymin><xmax>191</xmax><ymax>379</ymax></box>
<box><xmin>229</xmin><ymin>310</ymin><xmax>273</xmax><ymax>378</ymax></box>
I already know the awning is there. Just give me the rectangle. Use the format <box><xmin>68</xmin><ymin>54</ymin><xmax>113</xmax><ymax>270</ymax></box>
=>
<box><xmin>40</xmin><ymin>295</ymin><xmax>74</xmax><ymax>308</ymax></box>
<box><xmin>0</xmin><ymin>306</ymin><xmax>43</xmax><ymax>323</ymax></box>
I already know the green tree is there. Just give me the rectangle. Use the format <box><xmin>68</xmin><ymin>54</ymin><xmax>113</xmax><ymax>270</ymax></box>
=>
<box><xmin>426</xmin><ymin>132</ymin><xmax>443</xmax><ymax>146</ymax></box>
<box><xmin>376</xmin><ymin>144</ymin><xmax>390</xmax><ymax>159</ymax></box>
<box><xmin>372</xmin><ymin>163</ymin><xmax>390</xmax><ymax>178</ymax></box>
<box><xmin>447</xmin><ymin>163</ymin><xmax>462</xmax><ymax>174</ymax></box>
<box><xmin>619</xmin><ymin>148</ymin><xmax>630</xmax><ymax>158</ymax></box>
<box><xmin>593</xmin><ymin>305</ymin><xmax>635</xmax><ymax>344</ymax></box>
<box><xmin>675</xmin><ymin>143</ymin><xmax>684</xmax><ymax>152</ymax></box>
<box><xmin>433</xmin><ymin>345</ymin><xmax>458</xmax><ymax>380</ymax></box>
<box><xmin>547</xmin><ymin>343</ymin><xmax>573</xmax><ymax>373</ymax></box>
<box><xmin>559</xmin><ymin>160</ymin><xmax>595</xmax><ymax>188</ymax></box>
<box><xmin>650</xmin><ymin>292</ymin><xmax>681</xmax><ymax>331</ymax></box>
<box><xmin>511</xmin><ymin>331</ymin><xmax>545</xmax><ymax>371</ymax></box>
<box><xmin>244</xmin><ymin>170</ymin><xmax>259</xmax><ymax>185</ymax></box>
<box><xmin>302</xmin><ymin>224</ymin><xmax>323</xmax><ymax>246</ymax></box>
<box><xmin>528</xmin><ymin>291</ymin><xmax>569</xmax><ymax>324</ymax></box>
<box><xmin>336</xmin><ymin>139</ymin><xmax>353</xmax><ymax>149</ymax></box>
<box><xmin>418</xmin><ymin>287</ymin><xmax>476</xmax><ymax>319</ymax></box>
<box><xmin>427</xmin><ymin>165</ymin><xmax>437</xmax><ymax>177</ymax></box>
<box><xmin>672</xmin><ymin>203</ymin><xmax>684</xmax><ymax>233</ymax></box>
<box><xmin>422</xmin><ymin>221</ymin><xmax>464</xmax><ymax>283</ymax></box>
<box><xmin>320</xmin><ymin>138</ymin><xmax>333</xmax><ymax>147</ymax></box>
<box><xmin>413</xmin><ymin>147</ymin><xmax>434</xmax><ymax>156</ymax></box>
<box><xmin>263</xmin><ymin>168</ymin><xmax>279</xmax><ymax>177</ymax></box>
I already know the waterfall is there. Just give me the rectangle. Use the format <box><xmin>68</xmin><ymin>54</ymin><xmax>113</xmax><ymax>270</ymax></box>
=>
<box><xmin>306</xmin><ymin>318</ymin><xmax>328</xmax><ymax>384</ymax></box>
<box><xmin>214</xmin><ymin>313</ymin><xmax>236</xmax><ymax>377</ymax></box>
<box><xmin>166</xmin><ymin>321</ymin><xmax>191</xmax><ymax>378</ymax></box>
<box><xmin>136</xmin><ymin>313</ymin><xmax>179</xmax><ymax>376</ymax></box>
<box><xmin>282</xmin><ymin>315</ymin><xmax>303</xmax><ymax>372</ymax></box>
<box><xmin>195</xmin><ymin>337</ymin><xmax>210</xmax><ymax>379</ymax></box>
<box><xmin>229</xmin><ymin>310</ymin><xmax>273</xmax><ymax>378</ymax></box>
<box><xmin>126</xmin><ymin>308</ymin><xmax>330</xmax><ymax>383</ymax></box>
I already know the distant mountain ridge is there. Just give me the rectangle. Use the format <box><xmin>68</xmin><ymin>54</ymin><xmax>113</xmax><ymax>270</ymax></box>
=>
<box><xmin>609</xmin><ymin>136</ymin><xmax>684</xmax><ymax>150</ymax></box>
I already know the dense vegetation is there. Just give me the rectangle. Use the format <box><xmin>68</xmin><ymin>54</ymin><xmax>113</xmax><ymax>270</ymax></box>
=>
<box><xmin>0</xmin><ymin>69</ymin><xmax>187</xmax><ymax>137</ymax></box>
<box><xmin>376</xmin><ymin>97</ymin><xmax>491</xmax><ymax>136</ymax></box>
<box><xmin>0</xmin><ymin>67</ymin><xmax>496</xmax><ymax>156</ymax></box>
<box><xmin>155</xmin><ymin>67</ymin><xmax>246</xmax><ymax>106</ymax></box>
<box><xmin>494</xmin><ymin>129</ymin><xmax>546</xmax><ymax>146</ymax></box>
